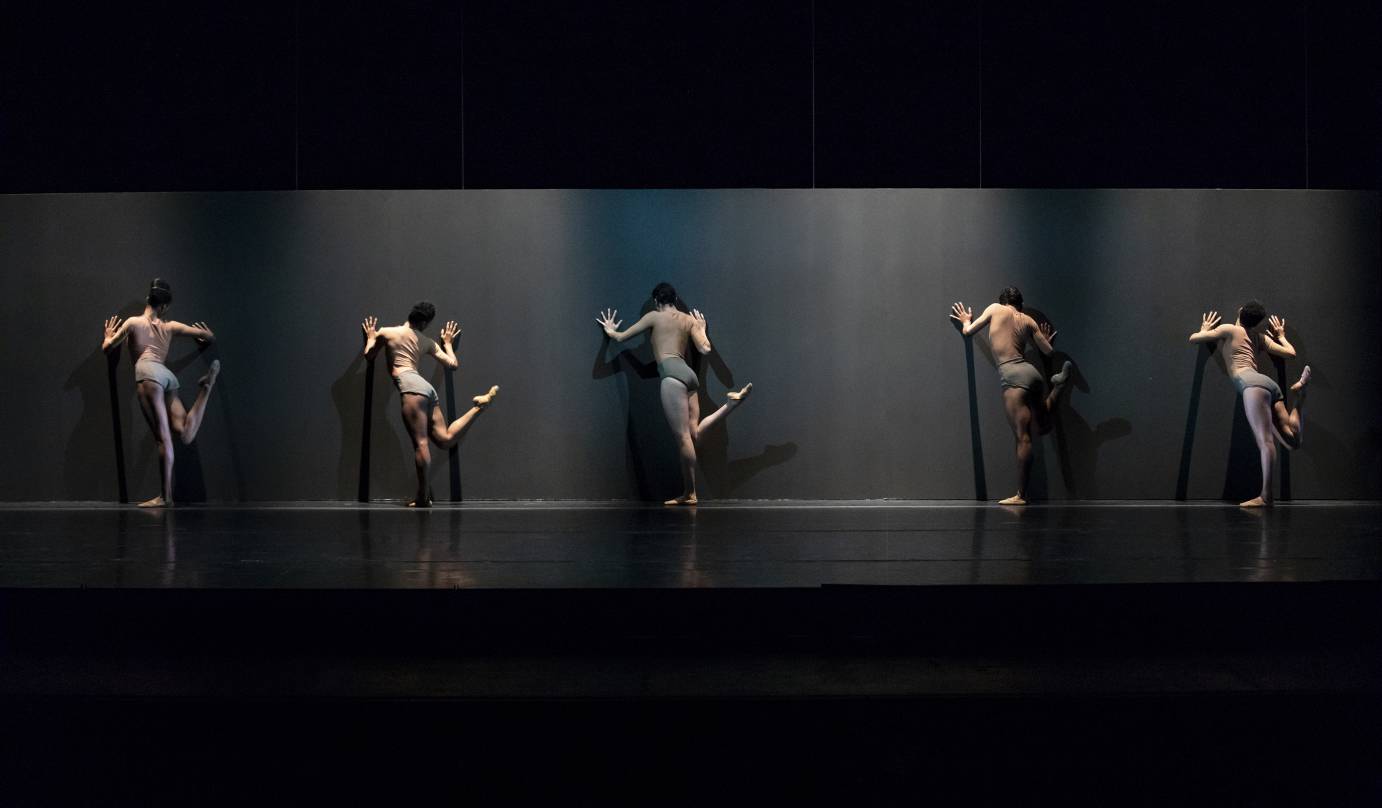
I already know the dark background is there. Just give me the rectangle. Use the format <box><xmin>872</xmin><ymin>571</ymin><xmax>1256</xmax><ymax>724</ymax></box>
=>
<box><xmin>1</xmin><ymin>0</ymin><xmax>1378</xmax><ymax>192</ymax></box>
<box><xmin>1</xmin><ymin>1</ymin><xmax>1379</xmax><ymax>502</ymax></box>
<box><xmin>1</xmin><ymin>189</ymin><xmax>1377</xmax><ymax>502</ymax></box>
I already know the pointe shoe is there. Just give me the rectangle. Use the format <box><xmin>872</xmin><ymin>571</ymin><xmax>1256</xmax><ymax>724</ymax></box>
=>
<box><xmin>1291</xmin><ymin>365</ymin><xmax>1311</xmax><ymax>392</ymax></box>
<box><xmin>726</xmin><ymin>382</ymin><xmax>753</xmax><ymax>402</ymax></box>
<box><xmin>199</xmin><ymin>359</ymin><xmax>221</xmax><ymax>388</ymax></box>
<box><xmin>473</xmin><ymin>385</ymin><xmax>500</xmax><ymax>407</ymax></box>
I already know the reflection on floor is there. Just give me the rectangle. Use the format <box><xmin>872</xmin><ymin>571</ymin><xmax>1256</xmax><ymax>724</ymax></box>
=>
<box><xmin>0</xmin><ymin>500</ymin><xmax>1377</xmax><ymax>588</ymax></box>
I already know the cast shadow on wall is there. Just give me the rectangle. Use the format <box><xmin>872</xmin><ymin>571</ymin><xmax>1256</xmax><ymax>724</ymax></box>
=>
<box><xmin>956</xmin><ymin>309</ymin><xmax>1130</xmax><ymax>501</ymax></box>
<box><xmin>66</xmin><ymin>299</ymin><xmax>229</xmax><ymax>503</ymax></box>
<box><xmin>1027</xmin><ymin>308</ymin><xmax>1133</xmax><ymax>499</ymax></box>
<box><xmin>592</xmin><ymin>307</ymin><xmax>796</xmax><ymax>501</ymax></box>
<box><xmin>690</xmin><ymin>350</ymin><xmax>798</xmax><ymax>498</ymax></box>
<box><xmin>331</xmin><ymin>353</ymin><xmax>415</xmax><ymax>503</ymax></box>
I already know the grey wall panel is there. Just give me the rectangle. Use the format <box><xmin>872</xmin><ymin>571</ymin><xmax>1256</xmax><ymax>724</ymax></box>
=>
<box><xmin>1</xmin><ymin>189</ymin><xmax>1376</xmax><ymax>501</ymax></box>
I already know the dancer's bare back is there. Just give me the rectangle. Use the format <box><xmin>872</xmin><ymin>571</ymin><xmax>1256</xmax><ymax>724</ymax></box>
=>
<box><xmin>952</xmin><ymin>303</ymin><xmax>1051</xmax><ymax>362</ymax></box>
<box><xmin>361</xmin><ymin>318</ymin><xmax>460</xmax><ymax>375</ymax></box>
<box><xmin>378</xmin><ymin>325</ymin><xmax>437</xmax><ymax>376</ymax></box>
<box><xmin>102</xmin><ymin>314</ymin><xmax>215</xmax><ymax>359</ymax></box>
<box><xmin>600</xmin><ymin>307</ymin><xmax>711</xmax><ymax>359</ymax></box>
<box><xmin>1188</xmin><ymin>312</ymin><xmax>1296</xmax><ymax>371</ymax></box>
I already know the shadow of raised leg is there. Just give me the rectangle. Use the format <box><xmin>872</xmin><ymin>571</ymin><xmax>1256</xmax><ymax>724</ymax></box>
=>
<box><xmin>726</xmin><ymin>442</ymin><xmax>800</xmax><ymax>493</ymax></box>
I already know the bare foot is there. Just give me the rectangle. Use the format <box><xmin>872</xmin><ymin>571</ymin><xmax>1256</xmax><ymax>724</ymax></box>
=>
<box><xmin>407</xmin><ymin>498</ymin><xmax>433</xmax><ymax>508</ymax></box>
<box><xmin>1291</xmin><ymin>365</ymin><xmax>1311</xmax><ymax>392</ymax></box>
<box><xmin>726</xmin><ymin>383</ymin><xmax>753</xmax><ymax>402</ymax></box>
<box><xmin>664</xmin><ymin>495</ymin><xmax>698</xmax><ymax>506</ymax></box>
<box><xmin>138</xmin><ymin>496</ymin><xmax>169</xmax><ymax>508</ymax></box>
<box><xmin>473</xmin><ymin>385</ymin><xmax>500</xmax><ymax>407</ymax></box>
<box><xmin>1238</xmin><ymin>496</ymin><xmax>1269</xmax><ymax>508</ymax></box>
<box><xmin>199</xmin><ymin>359</ymin><xmax>221</xmax><ymax>388</ymax></box>
<box><xmin>1051</xmin><ymin>360</ymin><xmax>1072</xmax><ymax>386</ymax></box>
<box><xmin>998</xmin><ymin>495</ymin><xmax>1027</xmax><ymax>506</ymax></box>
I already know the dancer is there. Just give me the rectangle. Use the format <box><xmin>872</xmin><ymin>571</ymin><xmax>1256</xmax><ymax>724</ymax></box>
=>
<box><xmin>950</xmin><ymin>287</ymin><xmax>1072</xmax><ymax>506</ymax></box>
<box><xmin>100</xmin><ymin>278</ymin><xmax>220</xmax><ymax>507</ymax></box>
<box><xmin>362</xmin><ymin>301</ymin><xmax>499</xmax><ymax>507</ymax></box>
<box><xmin>1188</xmin><ymin>302</ymin><xmax>1309</xmax><ymax>507</ymax></box>
<box><xmin>597</xmin><ymin>282</ymin><xmax>752</xmax><ymax>505</ymax></box>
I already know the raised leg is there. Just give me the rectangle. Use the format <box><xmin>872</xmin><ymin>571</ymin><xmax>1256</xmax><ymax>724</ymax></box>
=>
<box><xmin>169</xmin><ymin>360</ymin><xmax>220</xmax><ymax>445</ymax></box>
<box><xmin>135</xmin><ymin>381</ymin><xmax>174</xmax><ymax>507</ymax></box>
<box><xmin>1001</xmin><ymin>387</ymin><xmax>1035</xmax><ymax>505</ymax></box>
<box><xmin>694</xmin><ymin>383</ymin><xmax>753</xmax><ymax>439</ymax></box>
<box><xmin>400</xmin><ymin>393</ymin><xmax>433</xmax><ymax>507</ymax></box>
<box><xmin>659</xmin><ymin>378</ymin><xmax>698</xmax><ymax>505</ymax></box>
<box><xmin>1272</xmin><ymin>365</ymin><xmax>1310</xmax><ymax>450</ymax></box>
<box><xmin>429</xmin><ymin>386</ymin><xmax>499</xmax><ymax>449</ymax></box>
<box><xmin>1043</xmin><ymin>361</ymin><xmax>1072</xmax><ymax>415</ymax></box>
<box><xmin>1240</xmin><ymin>387</ymin><xmax>1277</xmax><ymax>507</ymax></box>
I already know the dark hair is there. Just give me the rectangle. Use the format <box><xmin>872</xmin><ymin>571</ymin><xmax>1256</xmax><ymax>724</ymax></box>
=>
<box><xmin>998</xmin><ymin>286</ymin><xmax>1023</xmax><ymax>311</ymax></box>
<box><xmin>147</xmin><ymin>278</ymin><xmax>172</xmax><ymax>308</ymax></box>
<box><xmin>407</xmin><ymin>301</ymin><xmax>436</xmax><ymax>327</ymax></box>
<box><xmin>1238</xmin><ymin>300</ymin><xmax>1266</xmax><ymax>330</ymax></box>
<box><xmin>651</xmin><ymin>282</ymin><xmax>689</xmax><ymax>314</ymax></box>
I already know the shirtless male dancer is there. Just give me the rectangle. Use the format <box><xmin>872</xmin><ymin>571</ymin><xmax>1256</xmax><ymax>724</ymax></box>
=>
<box><xmin>362</xmin><ymin>301</ymin><xmax>499</xmax><ymax>507</ymax></box>
<box><xmin>597</xmin><ymin>282</ymin><xmax>753</xmax><ymax>505</ymax></box>
<box><xmin>100</xmin><ymin>278</ymin><xmax>220</xmax><ymax>507</ymax></box>
<box><xmin>1188</xmin><ymin>301</ymin><xmax>1310</xmax><ymax>507</ymax></box>
<box><xmin>950</xmin><ymin>287</ymin><xmax>1072</xmax><ymax>506</ymax></box>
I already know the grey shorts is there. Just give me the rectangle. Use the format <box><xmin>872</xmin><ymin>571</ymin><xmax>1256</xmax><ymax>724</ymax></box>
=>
<box><xmin>657</xmin><ymin>356</ymin><xmax>699</xmax><ymax>392</ymax></box>
<box><xmin>997</xmin><ymin>358</ymin><xmax>1044</xmax><ymax>393</ymax></box>
<box><xmin>134</xmin><ymin>359</ymin><xmax>180</xmax><ymax>392</ymax></box>
<box><xmin>394</xmin><ymin>370</ymin><xmax>438</xmax><ymax>406</ymax></box>
<box><xmin>1233</xmin><ymin>371</ymin><xmax>1284</xmax><ymax>403</ymax></box>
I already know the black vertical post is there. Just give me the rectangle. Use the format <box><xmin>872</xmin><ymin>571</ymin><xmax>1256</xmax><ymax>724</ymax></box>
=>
<box><xmin>443</xmin><ymin>370</ymin><xmax>462</xmax><ymax>502</ymax></box>
<box><xmin>1176</xmin><ymin>348</ymin><xmax>1211</xmax><ymax>501</ymax></box>
<box><xmin>107</xmin><ymin>351</ymin><xmax>128</xmax><ymax>504</ymax></box>
<box><xmin>963</xmin><ymin>339</ymin><xmax>987</xmax><ymax>502</ymax></box>
<box><xmin>358</xmin><ymin>358</ymin><xmax>375</xmax><ymax>503</ymax></box>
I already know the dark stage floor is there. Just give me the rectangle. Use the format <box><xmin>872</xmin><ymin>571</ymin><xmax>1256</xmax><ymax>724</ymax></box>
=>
<box><xmin>0</xmin><ymin>500</ymin><xmax>1379</xmax><ymax>589</ymax></box>
<box><xmin>3</xmin><ymin>502</ymin><xmax>1381</xmax><ymax>803</ymax></box>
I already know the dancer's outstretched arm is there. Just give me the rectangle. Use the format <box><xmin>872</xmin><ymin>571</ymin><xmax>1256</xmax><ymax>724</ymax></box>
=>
<box><xmin>597</xmin><ymin>309</ymin><xmax>654</xmax><ymax>343</ymax></box>
<box><xmin>950</xmin><ymin>302</ymin><xmax>997</xmax><ymax>336</ymax></box>
<box><xmin>1032</xmin><ymin>320</ymin><xmax>1058</xmax><ymax>356</ymax></box>
<box><xmin>168</xmin><ymin>321</ymin><xmax>215</xmax><ymax>344</ymax></box>
<box><xmin>361</xmin><ymin>316</ymin><xmax>383</xmax><ymax>359</ymax></box>
<box><xmin>1263</xmin><ymin>315</ymin><xmax>1296</xmax><ymax>358</ymax></box>
<box><xmin>690</xmin><ymin>309</ymin><xmax>712</xmax><ymax>354</ymax></box>
<box><xmin>431</xmin><ymin>320</ymin><xmax>460</xmax><ymax>369</ymax></box>
<box><xmin>101</xmin><ymin>316</ymin><xmax>132</xmax><ymax>352</ymax></box>
<box><xmin>1188</xmin><ymin>311</ymin><xmax>1226</xmax><ymax>344</ymax></box>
